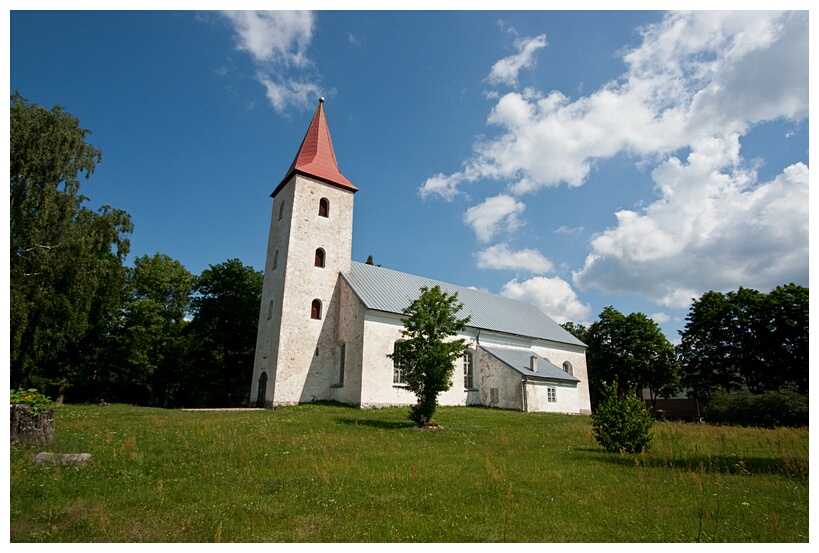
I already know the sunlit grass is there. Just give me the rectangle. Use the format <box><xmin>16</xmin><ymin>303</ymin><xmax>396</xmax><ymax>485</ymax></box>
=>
<box><xmin>9</xmin><ymin>403</ymin><xmax>808</xmax><ymax>542</ymax></box>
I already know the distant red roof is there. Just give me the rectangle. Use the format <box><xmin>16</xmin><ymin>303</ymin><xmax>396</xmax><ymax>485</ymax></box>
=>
<box><xmin>272</xmin><ymin>99</ymin><xmax>357</xmax><ymax>197</ymax></box>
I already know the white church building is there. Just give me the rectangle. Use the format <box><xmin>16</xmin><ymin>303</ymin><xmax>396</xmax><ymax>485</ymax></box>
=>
<box><xmin>250</xmin><ymin>99</ymin><xmax>591</xmax><ymax>415</ymax></box>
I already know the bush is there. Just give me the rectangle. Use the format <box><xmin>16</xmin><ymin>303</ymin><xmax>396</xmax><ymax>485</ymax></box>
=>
<box><xmin>10</xmin><ymin>388</ymin><xmax>53</xmax><ymax>415</ymax></box>
<box><xmin>704</xmin><ymin>390</ymin><xmax>808</xmax><ymax>428</ymax></box>
<box><xmin>591</xmin><ymin>382</ymin><xmax>654</xmax><ymax>454</ymax></box>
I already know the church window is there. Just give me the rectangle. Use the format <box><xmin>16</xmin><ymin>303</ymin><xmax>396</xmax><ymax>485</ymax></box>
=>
<box><xmin>463</xmin><ymin>350</ymin><xmax>474</xmax><ymax>389</ymax></box>
<box><xmin>311</xmin><ymin>299</ymin><xmax>322</xmax><ymax>320</ymax></box>
<box><xmin>272</xmin><ymin>249</ymin><xmax>278</xmax><ymax>270</ymax></box>
<box><xmin>392</xmin><ymin>341</ymin><xmax>408</xmax><ymax>385</ymax></box>
<box><xmin>315</xmin><ymin>248</ymin><xmax>326</xmax><ymax>268</ymax></box>
<box><xmin>547</xmin><ymin>387</ymin><xmax>557</xmax><ymax>403</ymax></box>
<box><xmin>278</xmin><ymin>201</ymin><xmax>285</xmax><ymax>221</ymax></box>
<box><xmin>563</xmin><ymin>361</ymin><xmax>573</xmax><ymax>376</ymax></box>
<box><xmin>337</xmin><ymin>342</ymin><xmax>346</xmax><ymax>386</ymax></box>
<box><xmin>267</xmin><ymin>299</ymin><xmax>273</xmax><ymax>320</ymax></box>
<box><xmin>319</xmin><ymin>198</ymin><xmax>329</xmax><ymax>217</ymax></box>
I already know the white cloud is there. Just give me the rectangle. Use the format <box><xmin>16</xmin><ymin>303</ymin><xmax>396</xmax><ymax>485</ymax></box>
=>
<box><xmin>463</xmin><ymin>195</ymin><xmax>526</xmax><ymax>243</ymax></box>
<box><xmin>221</xmin><ymin>11</ymin><xmax>320</xmax><ymax>113</ymax></box>
<box><xmin>419</xmin><ymin>172</ymin><xmax>465</xmax><ymax>202</ymax></box>
<box><xmin>222</xmin><ymin>11</ymin><xmax>313</xmax><ymax>66</ymax></box>
<box><xmin>426</xmin><ymin>11</ymin><xmax>807</xmax><ymax>312</ymax></box>
<box><xmin>475</xmin><ymin>244</ymin><xmax>553</xmax><ymax>274</ymax></box>
<box><xmin>486</xmin><ymin>34</ymin><xmax>548</xmax><ymax>86</ymax></box>
<box><xmin>650</xmin><ymin>312</ymin><xmax>670</xmax><ymax>324</ymax></box>
<box><xmin>425</xmin><ymin>11</ymin><xmax>807</xmax><ymax>197</ymax></box>
<box><xmin>500</xmin><ymin>276</ymin><xmax>592</xmax><ymax>324</ymax></box>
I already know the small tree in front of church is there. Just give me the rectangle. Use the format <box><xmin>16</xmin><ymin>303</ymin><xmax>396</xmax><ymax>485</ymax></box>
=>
<box><xmin>389</xmin><ymin>286</ymin><xmax>471</xmax><ymax>427</ymax></box>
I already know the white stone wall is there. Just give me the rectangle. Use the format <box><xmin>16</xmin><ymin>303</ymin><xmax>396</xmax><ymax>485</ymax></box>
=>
<box><xmin>524</xmin><ymin>379</ymin><xmax>580</xmax><ymax>413</ymax></box>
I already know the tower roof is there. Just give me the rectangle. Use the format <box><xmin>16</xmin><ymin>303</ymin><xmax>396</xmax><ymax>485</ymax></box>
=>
<box><xmin>272</xmin><ymin>98</ymin><xmax>357</xmax><ymax>197</ymax></box>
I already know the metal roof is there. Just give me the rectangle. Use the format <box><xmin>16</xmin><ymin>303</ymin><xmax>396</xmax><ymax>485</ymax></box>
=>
<box><xmin>480</xmin><ymin>345</ymin><xmax>580</xmax><ymax>383</ymax></box>
<box><xmin>342</xmin><ymin>261</ymin><xmax>586</xmax><ymax>348</ymax></box>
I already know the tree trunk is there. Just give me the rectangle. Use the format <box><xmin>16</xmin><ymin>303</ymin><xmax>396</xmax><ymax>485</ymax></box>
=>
<box><xmin>10</xmin><ymin>404</ymin><xmax>54</xmax><ymax>445</ymax></box>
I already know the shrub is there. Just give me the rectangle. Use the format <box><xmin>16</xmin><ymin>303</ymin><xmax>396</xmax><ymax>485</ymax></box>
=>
<box><xmin>10</xmin><ymin>388</ymin><xmax>53</xmax><ymax>415</ymax></box>
<box><xmin>704</xmin><ymin>390</ymin><xmax>808</xmax><ymax>428</ymax></box>
<box><xmin>591</xmin><ymin>381</ymin><xmax>654</xmax><ymax>454</ymax></box>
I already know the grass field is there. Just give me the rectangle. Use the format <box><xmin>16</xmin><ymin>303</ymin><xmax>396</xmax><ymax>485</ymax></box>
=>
<box><xmin>9</xmin><ymin>402</ymin><xmax>809</xmax><ymax>542</ymax></box>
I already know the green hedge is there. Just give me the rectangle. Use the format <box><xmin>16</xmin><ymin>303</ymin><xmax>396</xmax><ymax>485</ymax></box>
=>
<box><xmin>704</xmin><ymin>390</ymin><xmax>808</xmax><ymax>428</ymax></box>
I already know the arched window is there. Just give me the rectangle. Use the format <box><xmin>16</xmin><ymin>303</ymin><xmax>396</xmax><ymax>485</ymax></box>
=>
<box><xmin>319</xmin><ymin>198</ymin><xmax>329</xmax><ymax>217</ymax></box>
<box><xmin>337</xmin><ymin>342</ymin><xmax>346</xmax><ymax>386</ymax></box>
<box><xmin>278</xmin><ymin>201</ymin><xmax>285</xmax><ymax>221</ymax></box>
<box><xmin>267</xmin><ymin>299</ymin><xmax>274</xmax><ymax>320</ymax></box>
<box><xmin>257</xmin><ymin>371</ymin><xmax>268</xmax><ymax>407</ymax></box>
<box><xmin>563</xmin><ymin>361</ymin><xmax>573</xmax><ymax>376</ymax></box>
<box><xmin>272</xmin><ymin>250</ymin><xmax>278</xmax><ymax>270</ymax></box>
<box><xmin>311</xmin><ymin>299</ymin><xmax>322</xmax><ymax>320</ymax></box>
<box><xmin>463</xmin><ymin>350</ymin><xmax>474</xmax><ymax>389</ymax></box>
<box><xmin>314</xmin><ymin>248</ymin><xmax>326</xmax><ymax>268</ymax></box>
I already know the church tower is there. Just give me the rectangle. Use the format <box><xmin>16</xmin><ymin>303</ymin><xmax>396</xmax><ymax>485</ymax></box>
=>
<box><xmin>250</xmin><ymin>99</ymin><xmax>357</xmax><ymax>407</ymax></box>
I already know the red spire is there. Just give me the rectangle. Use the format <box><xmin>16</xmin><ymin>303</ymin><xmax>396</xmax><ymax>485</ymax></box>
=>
<box><xmin>272</xmin><ymin>98</ymin><xmax>357</xmax><ymax>197</ymax></box>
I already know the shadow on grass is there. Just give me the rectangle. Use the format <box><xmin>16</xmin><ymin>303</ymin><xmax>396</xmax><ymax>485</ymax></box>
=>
<box><xmin>575</xmin><ymin>447</ymin><xmax>807</xmax><ymax>478</ymax></box>
<box><xmin>334</xmin><ymin>418</ymin><xmax>416</xmax><ymax>430</ymax></box>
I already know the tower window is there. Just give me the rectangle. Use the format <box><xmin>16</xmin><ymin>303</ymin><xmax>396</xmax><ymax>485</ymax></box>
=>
<box><xmin>278</xmin><ymin>201</ymin><xmax>285</xmax><ymax>221</ymax></box>
<box><xmin>563</xmin><ymin>361</ymin><xmax>573</xmax><ymax>376</ymax></box>
<box><xmin>267</xmin><ymin>299</ymin><xmax>273</xmax><ymax>320</ymax></box>
<box><xmin>272</xmin><ymin>249</ymin><xmax>278</xmax><ymax>270</ymax></box>
<box><xmin>311</xmin><ymin>299</ymin><xmax>322</xmax><ymax>320</ymax></box>
<box><xmin>315</xmin><ymin>248</ymin><xmax>326</xmax><ymax>268</ymax></box>
<box><xmin>319</xmin><ymin>198</ymin><xmax>329</xmax><ymax>218</ymax></box>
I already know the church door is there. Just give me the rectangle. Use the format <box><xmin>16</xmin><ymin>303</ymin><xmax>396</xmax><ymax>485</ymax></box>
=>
<box><xmin>257</xmin><ymin>372</ymin><xmax>268</xmax><ymax>407</ymax></box>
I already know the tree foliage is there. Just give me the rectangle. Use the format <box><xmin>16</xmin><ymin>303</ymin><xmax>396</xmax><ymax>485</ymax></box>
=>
<box><xmin>585</xmin><ymin>307</ymin><xmax>679</xmax><ymax>409</ymax></box>
<box><xmin>389</xmin><ymin>286</ymin><xmax>471</xmax><ymax>427</ymax></box>
<box><xmin>677</xmin><ymin>284</ymin><xmax>808</xmax><ymax>400</ymax></box>
<box><xmin>185</xmin><ymin>259</ymin><xmax>264</xmax><ymax>407</ymax></box>
<box><xmin>10</xmin><ymin>92</ymin><xmax>133</xmax><ymax>391</ymax></box>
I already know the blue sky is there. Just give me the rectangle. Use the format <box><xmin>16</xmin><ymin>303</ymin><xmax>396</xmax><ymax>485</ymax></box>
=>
<box><xmin>8</xmin><ymin>9</ymin><xmax>810</xmax><ymax>341</ymax></box>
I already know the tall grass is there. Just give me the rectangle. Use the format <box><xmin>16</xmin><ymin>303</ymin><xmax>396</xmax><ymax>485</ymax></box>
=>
<box><xmin>9</xmin><ymin>403</ymin><xmax>808</xmax><ymax>542</ymax></box>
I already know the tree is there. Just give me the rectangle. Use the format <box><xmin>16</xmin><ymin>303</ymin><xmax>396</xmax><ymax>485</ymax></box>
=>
<box><xmin>388</xmin><ymin>286</ymin><xmax>471</xmax><ymax>427</ymax></box>
<box><xmin>185</xmin><ymin>259</ymin><xmax>263</xmax><ymax>407</ymax></box>
<box><xmin>560</xmin><ymin>321</ymin><xmax>589</xmax><ymax>344</ymax></box>
<box><xmin>586</xmin><ymin>307</ymin><xmax>679</xmax><ymax>409</ymax></box>
<box><xmin>591</xmin><ymin>380</ymin><xmax>654</xmax><ymax>454</ymax></box>
<box><xmin>10</xmin><ymin>92</ymin><xmax>133</xmax><ymax>392</ymax></box>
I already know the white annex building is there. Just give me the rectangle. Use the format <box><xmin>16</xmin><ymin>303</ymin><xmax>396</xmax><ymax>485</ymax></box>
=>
<box><xmin>250</xmin><ymin>100</ymin><xmax>591</xmax><ymax>415</ymax></box>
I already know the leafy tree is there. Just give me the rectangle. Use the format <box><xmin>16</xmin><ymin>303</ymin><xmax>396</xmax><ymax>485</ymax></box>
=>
<box><xmin>113</xmin><ymin>254</ymin><xmax>192</xmax><ymax>405</ymax></box>
<box><xmin>560</xmin><ymin>321</ymin><xmax>589</xmax><ymax>343</ymax></box>
<box><xmin>678</xmin><ymin>284</ymin><xmax>809</xmax><ymax>399</ymax></box>
<box><xmin>591</xmin><ymin>380</ymin><xmax>654</xmax><ymax>454</ymax></box>
<box><xmin>10</xmin><ymin>92</ymin><xmax>133</xmax><ymax>392</ymax></box>
<box><xmin>388</xmin><ymin>286</ymin><xmax>471</xmax><ymax>427</ymax></box>
<box><xmin>586</xmin><ymin>307</ymin><xmax>679</xmax><ymax>409</ymax></box>
<box><xmin>185</xmin><ymin>259</ymin><xmax>263</xmax><ymax>407</ymax></box>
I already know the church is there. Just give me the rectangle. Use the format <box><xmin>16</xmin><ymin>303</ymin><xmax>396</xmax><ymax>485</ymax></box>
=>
<box><xmin>250</xmin><ymin>99</ymin><xmax>591</xmax><ymax>415</ymax></box>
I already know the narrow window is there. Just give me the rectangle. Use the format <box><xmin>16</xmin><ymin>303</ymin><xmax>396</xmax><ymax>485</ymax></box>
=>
<box><xmin>547</xmin><ymin>387</ymin><xmax>557</xmax><ymax>403</ymax></box>
<box><xmin>267</xmin><ymin>299</ymin><xmax>273</xmax><ymax>320</ymax></box>
<box><xmin>337</xmin><ymin>343</ymin><xmax>346</xmax><ymax>386</ymax></box>
<box><xmin>319</xmin><ymin>198</ymin><xmax>329</xmax><ymax>217</ymax></box>
<box><xmin>272</xmin><ymin>249</ymin><xmax>278</xmax><ymax>270</ymax></box>
<box><xmin>278</xmin><ymin>201</ymin><xmax>285</xmax><ymax>221</ymax></box>
<box><xmin>392</xmin><ymin>341</ymin><xmax>407</xmax><ymax>384</ymax></box>
<box><xmin>563</xmin><ymin>361</ymin><xmax>573</xmax><ymax>376</ymax></box>
<box><xmin>315</xmin><ymin>248</ymin><xmax>326</xmax><ymax>268</ymax></box>
<box><xmin>311</xmin><ymin>299</ymin><xmax>322</xmax><ymax>320</ymax></box>
<box><xmin>463</xmin><ymin>351</ymin><xmax>474</xmax><ymax>389</ymax></box>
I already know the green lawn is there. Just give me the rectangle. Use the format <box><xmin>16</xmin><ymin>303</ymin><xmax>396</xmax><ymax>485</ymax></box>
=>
<box><xmin>9</xmin><ymin>402</ymin><xmax>809</xmax><ymax>542</ymax></box>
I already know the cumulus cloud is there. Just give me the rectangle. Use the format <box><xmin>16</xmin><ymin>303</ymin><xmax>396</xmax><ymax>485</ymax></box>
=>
<box><xmin>423</xmin><ymin>11</ymin><xmax>807</xmax><ymax>198</ymax></box>
<box><xmin>500</xmin><ymin>277</ymin><xmax>592</xmax><ymax>324</ymax></box>
<box><xmin>486</xmin><ymin>34</ymin><xmax>548</xmax><ymax>86</ymax></box>
<box><xmin>425</xmin><ymin>11</ymin><xmax>808</xmax><ymax>313</ymax></box>
<box><xmin>463</xmin><ymin>195</ymin><xmax>526</xmax><ymax>243</ymax></box>
<box><xmin>221</xmin><ymin>11</ymin><xmax>320</xmax><ymax>112</ymax></box>
<box><xmin>475</xmin><ymin>243</ymin><xmax>553</xmax><ymax>274</ymax></box>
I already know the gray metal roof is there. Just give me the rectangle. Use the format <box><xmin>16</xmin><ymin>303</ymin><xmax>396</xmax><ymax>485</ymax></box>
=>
<box><xmin>480</xmin><ymin>345</ymin><xmax>580</xmax><ymax>383</ymax></box>
<box><xmin>342</xmin><ymin>261</ymin><xmax>586</xmax><ymax>348</ymax></box>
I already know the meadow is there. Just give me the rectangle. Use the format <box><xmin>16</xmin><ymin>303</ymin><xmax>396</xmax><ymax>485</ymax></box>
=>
<box><xmin>9</xmin><ymin>402</ymin><xmax>809</xmax><ymax>542</ymax></box>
